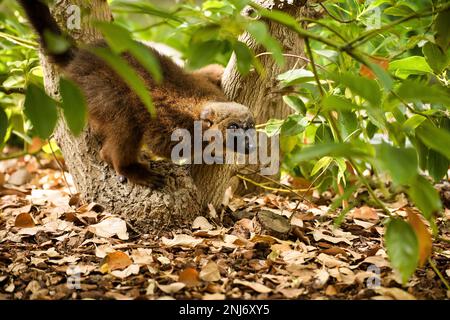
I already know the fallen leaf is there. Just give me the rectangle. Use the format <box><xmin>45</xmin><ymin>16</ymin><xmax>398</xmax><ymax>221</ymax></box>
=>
<box><xmin>88</xmin><ymin>217</ymin><xmax>129</xmax><ymax>240</ymax></box>
<box><xmin>375</xmin><ymin>287</ymin><xmax>416</xmax><ymax>300</ymax></box>
<box><xmin>407</xmin><ymin>209</ymin><xmax>432</xmax><ymax>267</ymax></box>
<box><xmin>200</xmin><ymin>261</ymin><xmax>221</xmax><ymax>282</ymax></box>
<box><xmin>233</xmin><ymin>279</ymin><xmax>272</xmax><ymax>293</ymax></box>
<box><xmin>130</xmin><ymin>248</ymin><xmax>153</xmax><ymax>265</ymax></box>
<box><xmin>100</xmin><ymin>251</ymin><xmax>132</xmax><ymax>273</ymax></box>
<box><xmin>312</xmin><ymin>230</ymin><xmax>353</xmax><ymax>245</ymax></box>
<box><xmin>353</xmin><ymin>206</ymin><xmax>379</xmax><ymax>221</ymax></box>
<box><xmin>161</xmin><ymin>234</ymin><xmax>203</xmax><ymax>248</ymax></box>
<box><xmin>157</xmin><ymin>282</ymin><xmax>186</xmax><ymax>294</ymax></box>
<box><xmin>14</xmin><ymin>212</ymin><xmax>35</xmax><ymax>228</ymax></box>
<box><xmin>317</xmin><ymin>253</ymin><xmax>347</xmax><ymax>268</ymax></box>
<box><xmin>277</xmin><ymin>288</ymin><xmax>304</xmax><ymax>299</ymax></box>
<box><xmin>178</xmin><ymin>268</ymin><xmax>200</xmax><ymax>287</ymax></box>
<box><xmin>111</xmin><ymin>264</ymin><xmax>140</xmax><ymax>279</ymax></box>
<box><xmin>203</xmin><ymin>293</ymin><xmax>225</xmax><ymax>300</ymax></box>
<box><xmin>314</xmin><ymin>269</ymin><xmax>330</xmax><ymax>288</ymax></box>
<box><xmin>325</xmin><ymin>285</ymin><xmax>337</xmax><ymax>296</ymax></box>
<box><xmin>192</xmin><ymin>216</ymin><xmax>214</xmax><ymax>230</ymax></box>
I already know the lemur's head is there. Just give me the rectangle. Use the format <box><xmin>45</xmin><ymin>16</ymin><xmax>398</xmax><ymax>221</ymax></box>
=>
<box><xmin>200</xmin><ymin>101</ymin><xmax>256</xmax><ymax>154</ymax></box>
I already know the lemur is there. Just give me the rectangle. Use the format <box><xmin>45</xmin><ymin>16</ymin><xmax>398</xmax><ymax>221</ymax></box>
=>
<box><xmin>18</xmin><ymin>0</ymin><xmax>255</xmax><ymax>187</ymax></box>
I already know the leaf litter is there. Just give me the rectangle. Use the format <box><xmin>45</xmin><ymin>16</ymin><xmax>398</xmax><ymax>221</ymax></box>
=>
<box><xmin>0</xmin><ymin>156</ymin><xmax>449</xmax><ymax>300</ymax></box>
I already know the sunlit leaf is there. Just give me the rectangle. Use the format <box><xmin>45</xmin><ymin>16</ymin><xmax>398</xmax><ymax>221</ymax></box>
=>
<box><xmin>385</xmin><ymin>218</ymin><xmax>419</xmax><ymax>284</ymax></box>
<box><xmin>23</xmin><ymin>83</ymin><xmax>58</xmax><ymax>139</ymax></box>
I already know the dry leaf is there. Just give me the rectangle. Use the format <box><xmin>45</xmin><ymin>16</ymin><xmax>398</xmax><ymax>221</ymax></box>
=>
<box><xmin>130</xmin><ymin>248</ymin><xmax>154</xmax><ymax>265</ymax></box>
<box><xmin>353</xmin><ymin>206</ymin><xmax>379</xmax><ymax>221</ymax></box>
<box><xmin>407</xmin><ymin>209</ymin><xmax>432</xmax><ymax>267</ymax></box>
<box><xmin>161</xmin><ymin>234</ymin><xmax>203</xmax><ymax>248</ymax></box>
<box><xmin>233</xmin><ymin>279</ymin><xmax>272</xmax><ymax>293</ymax></box>
<box><xmin>157</xmin><ymin>282</ymin><xmax>186</xmax><ymax>294</ymax></box>
<box><xmin>312</xmin><ymin>230</ymin><xmax>353</xmax><ymax>245</ymax></box>
<box><xmin>375</xmin><ymin>287</ymin><xmax>416</xmax><ymax>300</ymax></box>
<box><xmin>111</xmin><ymin>264</ymin><xmax>140</xmax><ymax>279</ymax></box>
<box><xmin>14</xmin><ymin>212</ymin><xmax>35</xmax><ymax>228</ymax></box>
<box><xmin>200</xmin><ymin>261</ymin><xmax>221</xmax><ymax>282</ymax></box>
<box><xmin>178</xmin><ymin>268</ymin><xmax>200</xmax><ymax>287</ymax></box>
<box><xmin>317</xmin><ymin>253</ymin><xmax>347</xmax><ymax>268</ymax></box>
<box><xmin>192</xmin><ymin>216</ymin><xmax>214</xmax><ymax>230</ymax></box>
<box><xmin>100</xmin><ymin>251</ymin><xmax>132</xmax><ymax>273</ymax></box>
<box><xmin>88</xmin><ymin>217</ymin><xmax>129</xmax><ymax>240</ymax></box>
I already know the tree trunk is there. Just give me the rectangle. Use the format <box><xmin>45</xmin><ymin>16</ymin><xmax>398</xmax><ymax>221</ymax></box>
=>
<box><xmin>192</xmin><ymin>0</ymin><xmax>310</xmax><ymax>206</ymax></box>
<box><xmin>40</xmin><ymin>0</ymin><xmax>310</xmax><ymax>233</ymax></box>
<box><xmin>42</xmin><ymin>0</ymin><xmax>201</xmax><ymax>233</ymax></box>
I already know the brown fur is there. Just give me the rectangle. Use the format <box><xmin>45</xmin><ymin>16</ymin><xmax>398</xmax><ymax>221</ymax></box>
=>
<box><xmin>19</xmin><ymin>0</ymin><xmax>254</xmax><ymax>187</ymax></box>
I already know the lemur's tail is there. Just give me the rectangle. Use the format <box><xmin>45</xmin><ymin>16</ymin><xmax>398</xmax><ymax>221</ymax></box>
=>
<box><xmin>18</xmin><ymin>0</ymin><xmax>75</xmax><ymax>66</ymax></box>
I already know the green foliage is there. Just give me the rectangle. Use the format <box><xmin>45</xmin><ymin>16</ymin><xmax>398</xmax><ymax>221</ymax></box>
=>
<box><xmin>385</xmin><ymin>219</ymin><xmax>419</xmax><ymax>284</ymax></box>
<box><xmin>59</xmin><ymin>78</ymin><xmax>87</xmax><ymax>136</ymax></box>
<box><xmin>0</xmin><ymin>0</ymin><xmax>449</xmax><ymax>283</ymax></box>
<box><xmin>23</xmin><ymin>83</ymin><xmax>57</xmax><ymax>139</ymax></box>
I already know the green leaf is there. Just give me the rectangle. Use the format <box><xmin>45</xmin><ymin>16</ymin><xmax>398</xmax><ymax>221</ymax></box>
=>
<box><xmin>322</xmin><ymin>95</ymin><xmax>362</xmax><ymax>112</ymax></box>
<box><xmin>281</xmin><ymin>114</ymin><xmax>308</xmax><ymax>136</ymax></box>
<box><xmin>434</xmin><ymin>9</ymin><xmax>450</xmax><ymax>51</ymax></box>
<box><xmin>246</xmin><ymin>21</ymin><xmax>284</xmax><ymax>66</ymax></box>
<box><xmin>311</xmin><ymin>156</ymin><xmax>333</xmax><ymax>176</ymax></box>
<box><xmin>375</xmin><ymin>144</ymin><xmax>418</xmax><ymax>185</ymax></box>
<box><xmin>233</xmin><ymin>41</ymin><xmax>253</xmax><ymax>76</ymax></box>
<box><xmin>43</xmin><ymin>31</ymin><xmax>71</xmax><ymax>55</ymax></box>
<box><xmin>423</xmin><ymin>42</ymin><xmax>448</xmax><ymax>74</ymax></box>
<box><xmin>408</xmin><ymin>175</ymin><xmax>442</xmax><ymax>220</ymax></box>
<box><xmin>283</xmin><ymin>95</ymin><xmax>306</xmax><ymax>114</ymax></box>
<box><xmin>385</xmin><ymin>218</ymin><xmax>419</xmax><ymax>284</ymax></box>
<box><xmin>287</xmin><ymin>143</ymin><xmax>372</xmax><ymax>163</ymax></box>
<box><xmin>263</xmin><ymin>119</ymin><xmax>282</xmax><ymax>137</ymax></box>
<box><xmin>95</xmin><ymin>22</ymin><xmax>131</xmax><ymax>53</ymax></box>
<box><xmin>402</xmin><ymin>114</ymin><xmax>426</xmax><ymax>133</ymax></box>
<box><xmin>396</xmin><ymin>81</ymin><xmax>450</xmax><ymax>106</ymax></box>
<box><xmin>389</xmin><ymin>56</ymin><xmax>433</xmax><ymax>78</ymax></box>
<box><xmin>427</xmin><ymin>149</ymin><xmax>449</xmax><ymax>181</ymax></box>
<box><xmin>23</xmin><ymin>83</ymin><xmax>58</xmax><ymax>139</ymax></box>
<box><xmin>368</xmin><ymin>61</ymin><xmax>394</xmax><ymax>90</ymax></box>
<box><xmin>90</xmin><ymin>47</ymin><xmax>155</xmax><ymax>117</ymax></box>
<box><xmin>96</xmin><ymin>22</ymin><xmax>162</xmax><ymax>82</ymax></box>
<box><xmin>337</xmin><ymin>73</ymin><xmax>381</xmax><ymax>106</ymax></box>
<box><xmin>187</xmin><ymin>40</ymin><xmax>226</xmax><ymax>70</ymax></box>
<box><xmin>277</xmin><ymin>69</ymin><xmax>315</xmax><ymax>86</ymax></box>
<box><xmin>339</xmin><ymin>111</ymin><xmax>358</xmax><ymax>139</ymax></box>
<box><xmin>59</xmin><ymin>78</ymin><xmax>87</xmax><ymax>136</ymax></box>
<box><xmin>0</xmin><ymin>108</ymin><xmax>8</xmax><ymax>144</ymax></box>
<box><xmin>416</xmin><ymin>121</ymin><xmax>450</xmax><ymax>160</ymax></box>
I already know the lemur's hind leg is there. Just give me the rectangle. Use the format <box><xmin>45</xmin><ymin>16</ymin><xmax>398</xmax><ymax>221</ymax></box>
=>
<box><xmin>100</xmin><ymin>122</ymin><xmax>165</xmax><ymax>188</ymax></box>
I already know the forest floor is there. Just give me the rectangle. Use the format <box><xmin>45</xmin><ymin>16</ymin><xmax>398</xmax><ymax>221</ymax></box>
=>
<box><xmin>0</xmin><ymin>155</ymin><xmax>449</xmax><ymax>300</ymax></box>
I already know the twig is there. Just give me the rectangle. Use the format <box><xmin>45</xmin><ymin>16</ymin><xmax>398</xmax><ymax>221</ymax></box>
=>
<box><xmin>428</xmin><ymin>257</ymin><xmax>450</xmax><ymax>291</ymax></box>
<box><xmin>299</xmin><ymin>17</ymin><xmax>348</xmax><ymax>41</ymax></box>
<box><xmin>255</xmin><ymin>52</ymin><xmax>327</xmax><ymax>71</ymax></box>
<box><xmin>319</xmin><ymin>2</ymin><xmax>357</xmax><ymax>24</ymax></box>
<box><xmin>47</xmin><ymin>138</ymin><xmax>73</xmax><ymax>196</ymax></box>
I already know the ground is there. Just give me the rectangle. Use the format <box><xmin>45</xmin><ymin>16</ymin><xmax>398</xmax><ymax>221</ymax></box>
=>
<box><xmin>0</xmin><ymin>155</ymin><xmax>449</xmax><ymax>300</ymax></box>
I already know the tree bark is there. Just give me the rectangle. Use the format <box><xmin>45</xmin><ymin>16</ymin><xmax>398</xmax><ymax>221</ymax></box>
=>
<box><xmin>40</xmin><ymin>0</ymin><xmax>311</xmax><ymax>233</ymax></box>
<box><xmin>41</xmin><ymin>0</ymin><xmax>201</xmax><ymax>233</ymax></box>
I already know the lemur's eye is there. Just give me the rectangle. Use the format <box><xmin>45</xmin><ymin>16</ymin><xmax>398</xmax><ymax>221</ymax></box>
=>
<box><xmin>228</xmin><ymin>123</ymin><xmax>239</xmax><ymax>130</ymax></box>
